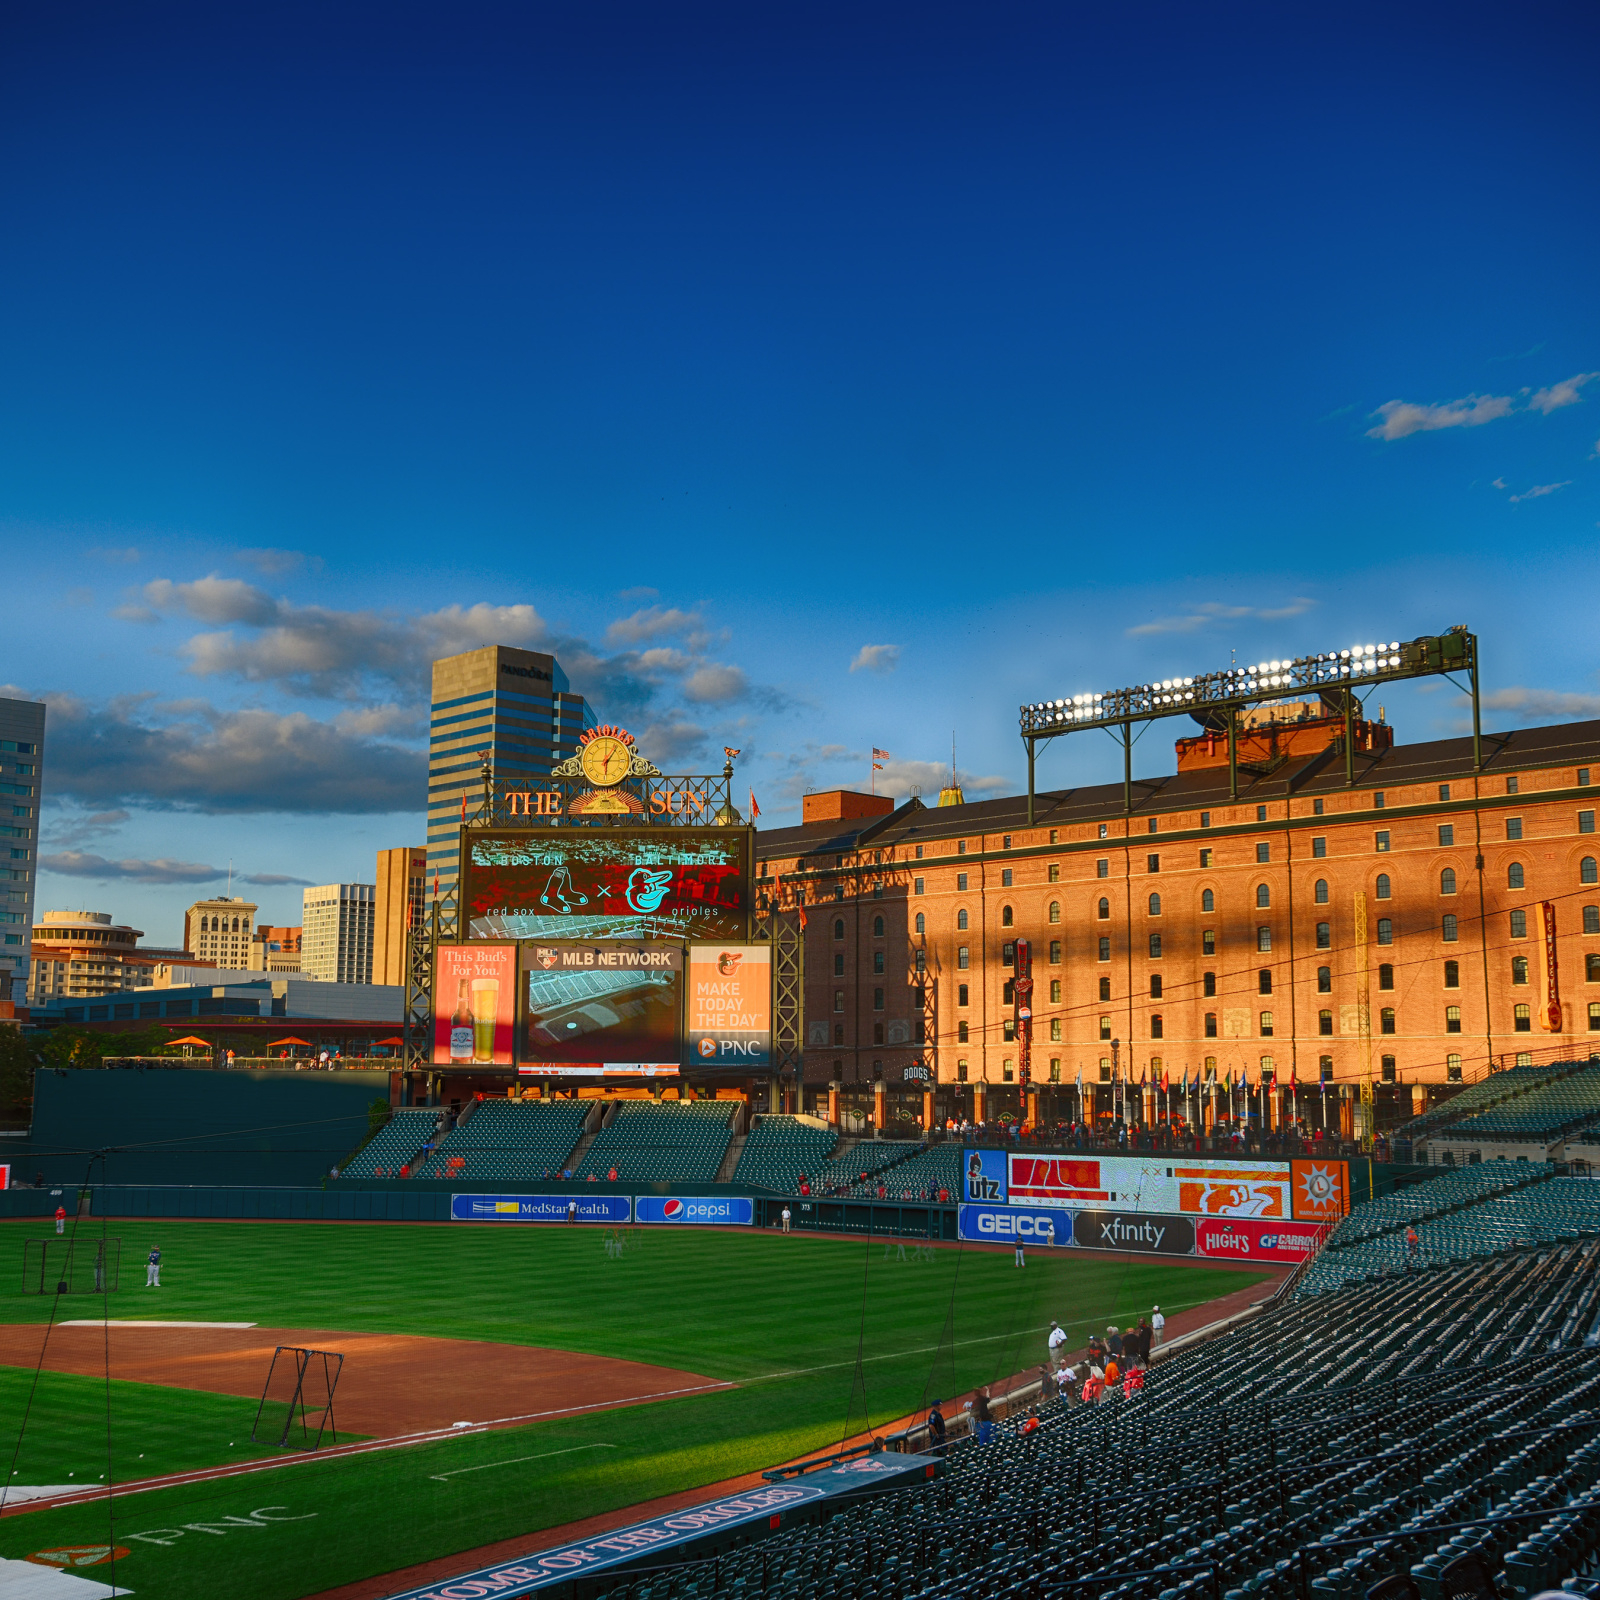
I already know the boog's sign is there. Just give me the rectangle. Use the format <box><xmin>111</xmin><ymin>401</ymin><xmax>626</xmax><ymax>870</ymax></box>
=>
<box><xmin>957</xmin><ymin>1205</ymin><xmax>1069</xmax><ymax>1246</ymax></box>
<box><xmin>450</xmin><ymin>1193</ymin><xmax>633</xmax><ymax>1223</ymax></box>
<box><xmin>634</xmin><ymin>1196</ymin><xmax>754</xmax><ymax>1226</ymax></box>
<box><xmin>1071</xmin><ymin>1210</ymin><xmax>1195</xmax><ymax>1256</ymax></box>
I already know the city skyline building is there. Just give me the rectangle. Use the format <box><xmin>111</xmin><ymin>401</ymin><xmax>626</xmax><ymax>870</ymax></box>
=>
<box><xmin>427</xmin><ymin>646</ymin><xmax>595</xmax><ymax>902</ymax></box>
<box><xmin>373</xmin><ymin>846</ymin><xmax>426</xmax><ymax>986</ymax></box>
<box><xmin>301</xmin><ymin>883</ymin><xmax>375</xmax><ymax>983</ymax></box>
<box><xmin>248</xmin><ymin>924</ymin><xmax>303</xmax><ymax>973</ymax></box>
<box><xmin>183</xmin><ymin>897</ymin><xmax>259</xmax><ymax>969</ymax></box>
<box><xmin>0</xmin><ymin>696</ymin><xmax>44</xmax><ymax>1003</ymax></box>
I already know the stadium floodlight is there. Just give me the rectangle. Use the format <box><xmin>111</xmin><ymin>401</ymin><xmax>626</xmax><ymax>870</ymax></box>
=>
<box><xmin>1017</xmin><ymin>627</ymin><xmax>1481</xmax><ymax>822</ymax></box>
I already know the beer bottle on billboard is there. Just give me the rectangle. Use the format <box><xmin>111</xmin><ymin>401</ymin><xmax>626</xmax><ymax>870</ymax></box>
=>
<box><xmin>450</xmin><ymin>978</ymin><xmax>474</xmax><ymax>1062</ymax></box>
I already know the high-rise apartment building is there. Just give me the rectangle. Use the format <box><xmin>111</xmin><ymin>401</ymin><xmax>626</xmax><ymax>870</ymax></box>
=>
<box><xmin>248</xmin><ymin>925</ymin><xmax>302</xmax><ymax>972</ymax></box>
<box><xmin>0</xmin><ymin>696</ymin><xmax>44</xmax><ymax>1003</ymax></box>
<box><xmin>183</xmin><ymin>897</ymin><xmax>259</xmax><ymax>968</ymax></box>
<box><xmin>428</xmin><ymin>646</ymin><xmax>596</xmax><ymax>900</ymax></box>
<box><xmin>301</xmin><ymin>884</ymin><xmax>375</xmax><ymax>983</ymax></box>
<box><xmin>373</xmin><ymin>846</ymin><xmax>426</xmax><ymax>986</ymax></box>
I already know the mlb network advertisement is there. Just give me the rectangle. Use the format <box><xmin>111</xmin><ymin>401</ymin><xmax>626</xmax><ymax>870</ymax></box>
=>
<box><xmin>683</xmin><ymin>944</ymin><xmax>771</xmax><ymax>1071</ymax></box>
<box><xmin>431</xmin><ymin>942</ymin><xmax>517</xmax><ymax>1067</ymax></box>
<box><xmin>959</xmin><ymin>1151</ymin><xmax>1342</xmax><ymax>1257</ymax></box>
<box><xmin>519</xmin><ymin>942</ymin><xmax>682</xmax><ymax>1071</ymax></box>
<box><xmin>463</xmin><ymin>828</ymin><xmax>750</xmax><ymax>944</ymax></box>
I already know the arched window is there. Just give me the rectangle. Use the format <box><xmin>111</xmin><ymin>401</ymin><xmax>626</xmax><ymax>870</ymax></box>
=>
<box><xmin>200</xmin><ymin>917</ymin><xmax>209</xmax><ymax>932</ymax></box>
<box><xmin>1509</xmin><ymin>861</ymin><xmax>1525</xmax><ymax>889</ymax></box>
<box><xmin>914</xmin><ymin>913</ymin><xmax>925</xmax><ymax>934</ymax></box>
<box><xmin>1377</xmin><ymin>917</ymin><xmax>1393</xmax><ymax>945</ymax></box>
<box><xmin>1201</xmin><ymin>888</ymin><xmax>1214</xmax><ymax>912</ymax></box>
<box><xmin>1048</xmin><ymin>900</ymin><xmax>1061</xmax><ymax>923</ymax></box>
<box><xmin>957</xmin><ymin>909</ymin><xmax>968</xmax><ymax>930</ymax></box>
<box><xmin>1585</xmin><ymin>906</ymin><xmax>1600</xmax><ymax>935</ymax></box>
<box><xmin>1256</xmin><ymin>883</ymin><xmax>1270</xmax><ymax>909</ymax></box>
<box><xmin>872</xmin><ymin>915</ymin><xmax>884</xmax><ymax>937</ymax></box>
<box><xmin>1440</xmin><ymin>868</ymin><xmax>1457</xmax><ymax>895</ymax></box>
<box><xmin>1097</xmin><ymin>897</ymin><xmax>1110</xmax><ymax>920</ymax></box>
<box><xmin>1583</xmin><ymin>857</ymin><xmax>1598</xmax><ymax>885</ymax></box>
<box><xmin>1375</xmin><ymin>874</ymin><xmax>1391</xmax><ymax>900</ymax></box>
<box><xmin>1149</xmin><ymin>933</ymin><xmax>1163</xmax><ymax>959</ymax></box>
<box><xmin>1314</xmin><ymin>879</ymin><xmax>1329</xmax><ymax>904</ymax></box>
<box><xmin>1148</xmin><ymin>893</ymin><xmax>1161</xmax><ymax>916</ymax></box>
<box><xmin>833</xmin><ymin>919</ymin><xmax>845</xmax><ymax>939</ymax></box>
<box><xmin>1150</xmin><ymin>1014</ymin><xmax>1164</xmax><ymax>1040</ymax></box>
<box><xmin>1442</xmin><ymin>913</ymin><xmax>1459</xmax><ymax>942</ymax></box>
<box><xmin>1001</xmin><ymin>904</ymin><xmax>1014</xmax><ymax>927</ymax></box>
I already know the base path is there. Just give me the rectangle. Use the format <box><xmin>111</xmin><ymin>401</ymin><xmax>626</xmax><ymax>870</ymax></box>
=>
<box><xmin>0</xmin><ymin>1324</ymin><xmax>729</xmax><ymax>1439</ymax></box>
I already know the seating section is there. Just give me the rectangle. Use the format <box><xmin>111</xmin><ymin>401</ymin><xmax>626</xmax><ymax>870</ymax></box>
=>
<box><xmin>733</xmin><ymin>1116</ymin><xmax>839</xmax><ymax>1190</ymax></box>
<box><xmin>1299</xmin><ymin>1161</ymin><xmax>1600</xmax><ymax>1294</ymax></box>
<box><xmin>410</xmin><ymin>1099</ymin><xmax>589</xmax><ymax>1183</ymax></box>
<box><xmin>1448</xmin><ymin>1062</ymin><xmax>1600</xmax><ymax>1140</ymax></box>
<box><xmin>572</xmin><ymin>1101</ymin><xmax>734</xmax><ymax>1183</ymax></box>
<box><xmin>339</xmin><ymin>1108</ymin><xmax>437</xmax><ymax>1177</ymax></box>
<box><xmin>1331</xmin><ymin>1159</ymin><xmax>1548</xmax><ymax>1247</ymax></box>
<box><xmin>854</xmin><ymin>1141</ymin><xmax>964</xmax><ymax>1200</ymax></box>
<box><xmin>1398</xmin><ymin>1059</ymin><xmax>1590</xmax><ymax>1142</ymax></box>
<box><xmin>808</xmin><ymin>1139</ymin><xmax>921</xmax><ymax>1195</ymax></box>
<box><xmin>589</xmin><ymin>1230</ymin><xmax>1600</xmax><ymax>1600</ymax></box>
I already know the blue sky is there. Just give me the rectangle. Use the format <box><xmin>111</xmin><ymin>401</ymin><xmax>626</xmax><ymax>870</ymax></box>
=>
<box><xmin>2</xmin><ymin>1</ymin><xmax>1597</xmax><ymax>944</ymax></box>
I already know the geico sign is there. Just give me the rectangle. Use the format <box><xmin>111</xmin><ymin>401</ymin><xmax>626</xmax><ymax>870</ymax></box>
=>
<box><xmin>960</xmin><ymin>1205</ymin><xmax>1064</xmax><ymax>1244</ymax></box>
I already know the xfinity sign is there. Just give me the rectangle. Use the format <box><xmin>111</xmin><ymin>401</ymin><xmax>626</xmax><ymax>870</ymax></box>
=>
<box><xmin>958</xmin><ymin>1204</ymin><xmax>1069</xmax><ymax>1246</ymax></box>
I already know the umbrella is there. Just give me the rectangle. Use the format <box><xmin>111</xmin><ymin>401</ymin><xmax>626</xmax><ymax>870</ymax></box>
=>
<box><xmin>267</xmin><ymin>1036</ymin><xmax>314</xmax><ymax>1048</ymax></box>
<box><xmin>166</xmin><ymin>1036</ymin><xmax>214</xmax><ymax>1048</ymax></box>
<box><xmin>373</xmin><ymin>1036</ymin><xmax>406</xmax><ymax>1046</ymax></box>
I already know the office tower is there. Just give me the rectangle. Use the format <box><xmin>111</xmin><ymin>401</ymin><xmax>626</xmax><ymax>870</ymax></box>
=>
<box><xmin>0</xmin><ymin>697</ymin><xmax>42</xmax><ymax>1003</ymax></box>
<box><xmin>373</xmin><ymin>846</ymin><xmax>426</xmax><ymax>985</ymax></box>
<box><xmin>183</xmin><ymin>897</ymin><xmax>259</xmax><ymax>969</ymax></box>
<box><xmin>301</xmin><ymin>883</ymin><xmax>375</xmax><ymax>983</ymax></box>
<box><xmin>427</xmin><ymin>646</ymin><xmax>595</xmax><ymax>900</ymax></box>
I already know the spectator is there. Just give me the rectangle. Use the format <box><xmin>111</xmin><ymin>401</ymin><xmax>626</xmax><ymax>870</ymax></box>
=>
<box><xmin>607</xmin><ymin>1166</ymin><xmax>618</xmax><ymax>1183</ymax></box>
<box><xmin>1040</xmin><ymin>1364</ymin><xmax>1057</xmax><ymax>1402</ymax></box>
<box><xmin>1048</xmin><ymin>1320</ymin><xmax>1067</xmax><ymax>1368</ymax></box>
<box><xmin>567</xmin><ymin>1199</ymin><xmax>578</xmax><ymax>1223</ymax></box>
<box><xmin>1151</xmin><ymin>1306</ymin><xmax>1165</xmax><ymax>1347</ymax></box>
<box><xmin>1082</xmin><ymin>1366</ymin><xmax>1104</xmax><ymax>1404</ymax></box>
<box><xmin>926</xmin><ymin>1399</ymin><xmax>947</xmax><ymax>1456</ymax></box>
<box><xmin>1123</xmin><ymin>1362</ymin><xmax>1145</xmax><ymax>1398</ymax></box>
<box><xmin>1106</xmin><ymin>1325</ymin><xmax>1123</xmax><ymax>1359</ymax></box>
<box><xmin>971</xmin><ymin>1388</ymin><xmax>995</xmax><ymax>1445</ymax></box>
<box><xmin>1136</xmin><ymin>1317</ymin><xmax>1152</xmax><ymax>1363</ymax></box>
<box><xmin>1406</xmin><ymin>1225</ymin><xmax>1421</xmax><ymax>1261</ymax></box>
<box><xmin>1103</xmin><ymin>1354</ymin><xmax>1120</xmax><ymax>1389</ymax></box>
<box><xmin>937</xmin><ymin>1185</ymin><xmax>949</xmax><ymax>1203</ymax></box>
<box><xmin>799</xmin><ymin>1179</ymin><xmax>811</xmax><ymax>1197</ymax></box>
<box><xmin>781</xmin><ymin>1205</ymin><xmax>791</xmax><ymax>1233</ymax></box>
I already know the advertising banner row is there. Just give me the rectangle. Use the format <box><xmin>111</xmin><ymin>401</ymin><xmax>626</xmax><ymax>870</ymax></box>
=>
<box><xmin>963</xmin><ymin>1150</ymin><xmax>1347</xmax><ymax>1223</ymax></box>
<box><xmin>957</xmin><ymin>1203</ymin><xmax>1327</xmax><ymax>1262</ymax></box>
<box><xmin>432</xmin><ymin>940</ymin><xmax>771</xmax><ymax>1076</ymax></box>
<box><xmin>449</xmin><ymin>1193</ymin><xmax>756</xmax><ymax>1226</ymax></box>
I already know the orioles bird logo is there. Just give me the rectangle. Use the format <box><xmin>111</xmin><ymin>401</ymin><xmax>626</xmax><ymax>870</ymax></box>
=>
<box><xmin>717</xmin><ymin>951</ymin><xmax>743</xmax><ymax>975</ymax></box>
<box><xmin>625</xmin><ymin>867</ymin><xmax>673</xmax><ymax>913</ymax></box>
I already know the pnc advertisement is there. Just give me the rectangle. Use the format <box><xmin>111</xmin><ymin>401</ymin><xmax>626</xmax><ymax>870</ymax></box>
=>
<box><xmin>1005</xmin><ymin>1154</ymin><xmax>1347</xmax><ymax>1222</ymax></box>
<box><xmin>463</xmin><ymin>829</ymin><xmax>750</xmax><ymax>944</ymax></box>
<box><xmin>432</xmin><ymin>943</ymin><xmax>517</xmax><ymax>1067</ymax></box>
<box><xmin>683</xmin><ymin>945</ymin><xmax>771</xmax><ymax>1070</ymax></box>
<box><xmin>520</xmin><ymin>942</ymin><xmax>682</xmax><ymax>1069</ymax></box>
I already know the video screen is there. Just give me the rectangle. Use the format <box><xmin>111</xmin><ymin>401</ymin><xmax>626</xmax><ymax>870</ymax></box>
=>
<box><xmin>520</xmin><ymin>941</ymin><xmax>683</xmax><ymax>1067</ymax></box>
<box><xmin>464</xmin><ymin>829</ymin><xmax>749</xmax><ymax>943</ymax></box>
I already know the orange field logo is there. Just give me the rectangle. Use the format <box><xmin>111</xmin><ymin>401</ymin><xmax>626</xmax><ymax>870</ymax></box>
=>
<box><xmin>28</xmin><ymin>1546</ymin><xmax>131</xmax><ymax>1568</ymax></box>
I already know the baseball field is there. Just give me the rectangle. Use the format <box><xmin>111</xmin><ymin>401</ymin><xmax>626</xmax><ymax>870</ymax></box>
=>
<box><xmin>0</xmin><ymin>1217</ymin><xmax>1270</xmax><ymax>1599</ymax></box>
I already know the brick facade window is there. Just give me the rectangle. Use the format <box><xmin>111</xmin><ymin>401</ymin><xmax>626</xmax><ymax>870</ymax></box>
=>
<box><xmin>1319</xmin><ymin>1009</ymin><xmax>1333</xmax><ymax>1035</ymax></box>
<box><xmin>1514</xmin><ymin>1003</ymin><xmax>1531</xmax><ymax>1032</ymax></box>
<box><xmin>1440</xmin><ymin>868</ymin><xmax>1456</xmax><ymax>894</ymax></box>
<box><xmin>1201</xmin><ymin>888</ymin><xmax>1214</xmax><ymax>911</ymax></box>
<box><xmin>1442</xmin><ymin>914</ymin><xmax>1458</xmax><ymax>941</ymax></box>
<box><xmin>1445</xmin><ymin>1006</ymin><xmax>1461</xmax><ymax>1034</ymax></box>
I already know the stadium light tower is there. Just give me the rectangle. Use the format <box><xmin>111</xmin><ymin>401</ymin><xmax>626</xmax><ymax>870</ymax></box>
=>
<box><xmin>1018</xmin><ymin>627</ymin><xmax>1481</xmax><ymax>823</ymax></box>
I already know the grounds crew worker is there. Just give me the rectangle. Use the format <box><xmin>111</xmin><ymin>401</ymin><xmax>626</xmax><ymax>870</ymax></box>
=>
<box><xmin>146</xmin><ymin>1246</ymin><xmax>161</xmax><ymax>1287</ymax></box>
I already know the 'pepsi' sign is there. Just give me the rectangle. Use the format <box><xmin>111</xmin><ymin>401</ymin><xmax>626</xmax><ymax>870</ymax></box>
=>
<box><xmin>635</xmin><ymin>1196</ymin><xmax>754</xmax><ymax>1226</ymax></box>
<box><xmin>957</xmin><ymin>1204</ymin><xmax>1069</xmax><ymax>1245</ymax></box>
<box><xmin>450</xmin><ymin>1193</ymin><xmax>633</xmax><ymax>1223</ymax></box>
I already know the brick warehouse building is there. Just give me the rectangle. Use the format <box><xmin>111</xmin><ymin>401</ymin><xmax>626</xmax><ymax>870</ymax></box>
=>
<box><xmin>752</xmin><ymin>715</ymin><xmax>1600</xmax><ymax>1133</ymax></box>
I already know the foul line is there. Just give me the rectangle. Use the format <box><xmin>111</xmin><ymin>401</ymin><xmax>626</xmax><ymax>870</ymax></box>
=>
<box><xmin>430</xmin><ymin>1444</ymin><xmax>617</xmax><ymax>1481</ymax></box>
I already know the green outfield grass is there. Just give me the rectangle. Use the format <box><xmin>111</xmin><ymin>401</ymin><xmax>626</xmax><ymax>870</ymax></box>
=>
<box><xmin>0</xmin><ymin>1219</ymin><xmax>1268</xmax><ymax>1599</ymax></box>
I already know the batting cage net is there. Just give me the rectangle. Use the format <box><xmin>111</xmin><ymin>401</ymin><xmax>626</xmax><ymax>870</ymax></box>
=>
<box><xmin>22</xmin><ymin>1236</ymin><xmax>121</xmax><ymax>1296</ymax></box>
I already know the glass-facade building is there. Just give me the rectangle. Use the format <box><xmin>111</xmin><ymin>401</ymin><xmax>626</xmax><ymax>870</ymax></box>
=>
<box><xmin>0</xmin><ymin>696</ymin><xmax>44</xmax><ymax>1004</ymax></box>
<box><xmin>427</xmin><ymin>647</ymin><xmax>595</xmax><ymax>903</ymax></box>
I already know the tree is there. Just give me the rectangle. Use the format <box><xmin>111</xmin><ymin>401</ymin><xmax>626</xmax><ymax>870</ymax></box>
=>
<box><xmin>0</xmin><ymin>1025</ymin><xmax>41</xmax><ymax>1126</ymax></box>
<box><xmin>37</xmin><ymin>1025</ymin><xmax>172</xmax><ymax>1070</ymax></box>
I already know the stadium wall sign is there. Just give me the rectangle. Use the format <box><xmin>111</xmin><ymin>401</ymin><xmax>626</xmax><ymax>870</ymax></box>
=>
<box><xmin>635</xmin><ymin>1196</ymin><xmax>755</xmax><ymax>1226</ymax></box>
<box><xmin>1071</xmin><ymin>1209</ymin><xmax>1196</xmax><ymax>1255</ymax></box>
<box><xmin>449</xmin><ymin>1193</ymin><xmax>633</xmax><ymax>1224</ymax></box>
<box><xmin>957</xmin><ymin>1203</ymin><xmax>1069</xmax><ymax>1246</ymax></box>
<box><xmin>1194</xmin><ymin>1216</ymin><xmax>1325</xmax><ymax>1262</ymax></box>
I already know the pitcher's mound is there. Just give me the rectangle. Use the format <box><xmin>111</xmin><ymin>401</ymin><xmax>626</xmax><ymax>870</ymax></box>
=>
<box><xmin>0</xmin><ymin>1324</ymin><xmax>730</xmax><ymax>1438</ymax></box>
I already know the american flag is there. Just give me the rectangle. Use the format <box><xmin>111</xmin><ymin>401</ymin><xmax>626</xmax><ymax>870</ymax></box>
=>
<box><xmin>872</xmin><ymin>746</ymin><xmax>888</xmax><ymax>770</ymax></box>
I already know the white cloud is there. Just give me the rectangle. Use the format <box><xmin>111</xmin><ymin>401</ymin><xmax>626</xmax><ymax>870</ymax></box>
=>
<box><xmin>682</xmin><ymin>664</ymin><xmax>750</xmax><ymax>704</ymax></box>
<box><xmin>849</xmin><ymin>644</ymin><xmax>902</xmax><ymax>675</ymax></box>
<box><xmin>1126</xmin><ymin>598</ymin><xmax>1315</xmax><ymax>637</ymax></box>
<box><xmin>1491</xmin><ymin>477</ymin><xmax>1508</xmax><ymax>489</ymax></box>
<box><xmin>1478</xmin><ymin>687</ymin><xmax>1600</xmax><ymax>720</ymax></box>
<box><xmin>40</xmin><ymin>852</ymin><xmax>224</xmax><ymax>884</ymax></box>
<box><xmin>874</xmin><ymin>758</ymin><xmax>1008</xmax><ymax>798</ymax></box>
<box><xmin>1508</xmin><ymin>481</ymin><xmax>1572</xmax><ymax>503</ymax></box>
<box><xmin>1367</xmin><ymin>370</ymin><xmax>1598</xmax><ymax>440</ymax></box>
<box><xmin>143</xmin><ymin>575</ymin><xmax>282</xmax><ymax>626</ymax></box>
<box><xmin>1528</xmin><ymin>373</ymin><xmax>1600</xmax><ymax>414</ymax></box>
<box><xmin>605</xmin><ymin>606</ymin><xmax>704</xmax><ymax>647</ymax></box>
<box><xmin>234</xmin><ymin>547</ymin><xmax>321</xmax><ymax>576</ymax></box>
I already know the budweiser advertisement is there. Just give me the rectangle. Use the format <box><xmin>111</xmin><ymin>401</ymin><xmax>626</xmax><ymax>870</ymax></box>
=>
<box><xmin>1195</xmin><ymin>1216</ymin><xmax>1328</xmax><ymax>1262</ymax></box>
<box><xmin>1008</xmin><ymin>1153</ymin><xmax>1347</xmax><ymax>1223</ymax></box>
